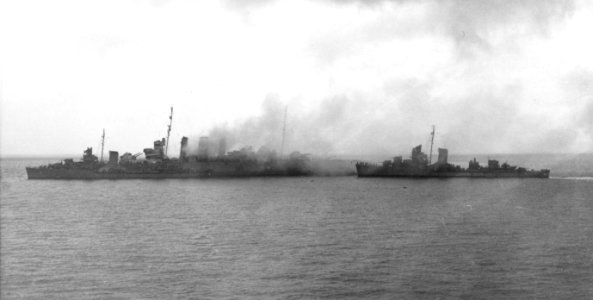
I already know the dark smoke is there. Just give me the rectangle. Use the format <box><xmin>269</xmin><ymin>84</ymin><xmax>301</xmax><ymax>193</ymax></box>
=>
<box><xmin>194</xmin><ymin>75</ymin><xmax>591</xmax><ymax>158</ymax></box>
<box><xmin>205</xmin><ymin>0</ymin><xmax>589</xmax><ymax>156</ymax></box>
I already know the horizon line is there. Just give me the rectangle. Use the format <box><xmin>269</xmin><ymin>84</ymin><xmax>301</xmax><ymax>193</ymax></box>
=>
<box><xmin>2</xmin><ymin>152</ymin><xmax>593</xmax><ymax>160</ymax></box>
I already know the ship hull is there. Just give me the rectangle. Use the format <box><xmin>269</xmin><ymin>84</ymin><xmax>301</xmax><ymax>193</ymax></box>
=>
<box><xmin>26</xmin><ymin>162</ymin><xmax>313</xmax><ymax>180</ymax></box>
<box><xmin>26</xmin><ymin>169</ymin><xmax>310</xmax><ymax>180</ymax></box>
<box><xmin>356</xmin><ymin>165</ymin><xmax>550</xmax><ymax>179</ymax></box>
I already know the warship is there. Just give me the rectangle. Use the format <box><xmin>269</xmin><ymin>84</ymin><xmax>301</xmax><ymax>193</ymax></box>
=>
<box><xmin>26</xmin><ymin>108</ymin><xmax>353</xmax><ymax>180</ymax></box>
<box><xmin>356</xmin><ymin>126</ymin><xmax>550</xmax><ymax>179</ymax></box>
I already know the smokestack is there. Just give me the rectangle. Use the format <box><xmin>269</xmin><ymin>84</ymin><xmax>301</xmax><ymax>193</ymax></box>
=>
<box><xmin>109</xmin><ymin>151</ymin><xmax>119</xmax><ymax>165</ymax></box>
<box><xmin>198</xmin><ymin>136</ymin><xmax>209</xmax><ymax>161</ymax></box>
<box><xmin>180</xmin><ymin>136</ymin><xmax>188</xmax><ymax>162</ymax></box>
<box><xmin>411</xmin><ymin>145</ymin><xmax>422</xmax><ymax>158</ymax></box>
<box><xmin>218</xmin><ymin>138</ymin><xmax>226</xmax><ymax>158</ymax></box>
<box><xmin>437</xmin><ymin>148</ymin><xmax>448</xmax><ymax>164</ymax></box>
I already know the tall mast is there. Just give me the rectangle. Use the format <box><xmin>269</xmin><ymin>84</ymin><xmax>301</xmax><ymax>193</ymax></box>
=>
<box><xmin>165</xmin><ymin>107</ymin><xmax>173</xmax><ymax>155</ymax></box>
<box><xmin>280</xmin><ymin>105</ymin><xmax>287</xmax><ymax>158</ymax></box>
<box><xmin>429</xmin><ymin>125</ymin><xmax>435</xmax><ymax>165</ymax></box>
<box><xmin>100</xmin><ymin>128</ymin><xmax>105</xmax><ymax>163</ymax></box>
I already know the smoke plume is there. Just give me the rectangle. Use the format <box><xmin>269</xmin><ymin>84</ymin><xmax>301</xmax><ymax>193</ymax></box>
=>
<box><xmin>192</xmin><ymin>77</ymin><xmax>592</xmax><ymax>157</ymax></box>
<box><xmin>209</xmin><ymin>0</ymin><xmax>591</xmax><ymax>156</ymax></box>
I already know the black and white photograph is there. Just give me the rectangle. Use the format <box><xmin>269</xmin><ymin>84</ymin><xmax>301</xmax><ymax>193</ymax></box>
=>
<box><xmin>1</xmin><ymin>0</ymin><xmax>592</xmax><ymax>298</ymax></box>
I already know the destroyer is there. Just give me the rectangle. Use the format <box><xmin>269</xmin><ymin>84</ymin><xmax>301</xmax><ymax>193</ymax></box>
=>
<box><xmin>26</xmin><ymin>140</ymin><xmax>318</xmax><ymax>179</ymax></box>
<box><xmin>356</xmin><ymin>126</ymin><xmax>550</xmax><ymax>179</ymax></box>
<box><xmin>26</xmin><ymin>108</ymin><xmax>353</xmax><ymax>179</ymax></box>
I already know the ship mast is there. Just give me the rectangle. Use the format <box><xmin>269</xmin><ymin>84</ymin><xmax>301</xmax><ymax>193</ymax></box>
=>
<box><xmin>429</xmin><ymin>125</ymin><xmax>435</xmax><ymax>165</ymax></box>
<box><xmin>280</xmin><ymin>105</ymin><xmax>287</xmax><ymax>158</ymax></box>
<box><xmin>165</xmin><ymin>107</ymin><xmax>173</xmax><ymax>156</ymax></box>
<box><xmin>100</xmin><ymin>128</ymin><xmax>105</xmax><ymax>163</ymax></box>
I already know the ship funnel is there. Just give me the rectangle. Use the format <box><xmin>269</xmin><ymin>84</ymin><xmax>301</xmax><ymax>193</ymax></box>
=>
<box><xmin>437</xmin><ymin>148</ymin><xmax>448</xmax><ymax>164</ymax></box>
<box><xmin>180</xmin><ymin>136</ymin><xmax>188</xmax><ymax>162</ymax></box>
<box><xmin>109</xmin><ymin>151</ymin><xmax>119</xmax><ymax>165</ymax></box>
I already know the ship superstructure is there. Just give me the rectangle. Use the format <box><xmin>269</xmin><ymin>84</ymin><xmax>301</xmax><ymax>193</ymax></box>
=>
<box><xmin>26</xmin><ymin>108</ymin><xmax>350</xmax><ymax>179</ymax></box>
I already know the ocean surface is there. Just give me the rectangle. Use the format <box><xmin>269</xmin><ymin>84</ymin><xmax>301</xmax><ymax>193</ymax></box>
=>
<box><xmin>2</xmin><ymin>156</ymin><xmax>593</xmax><ymax>299</ymax></box>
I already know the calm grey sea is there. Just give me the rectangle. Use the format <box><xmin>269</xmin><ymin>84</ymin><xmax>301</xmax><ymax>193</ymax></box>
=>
<box><xmin>2</xmin><ymin>157</ymin><xmax>593</xmax><ymax>299</ymax></box>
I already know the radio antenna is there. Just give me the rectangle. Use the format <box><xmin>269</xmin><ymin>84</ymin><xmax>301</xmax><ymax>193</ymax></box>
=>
<box><xmin>165</xmin><ymin>107</ymin><xmax>173</xmax><ymax>155</ymax></box>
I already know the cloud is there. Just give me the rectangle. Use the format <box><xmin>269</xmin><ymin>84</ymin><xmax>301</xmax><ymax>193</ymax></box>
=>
<box><xmin>1</xmin><ymin>0</ymin><xmax>589</xmax><ymax>156</ymax></box>
<box><xmin>563</xmin><ymin>70</ymin><xmax>593</xmax><ymax>149</ymax></box>
<box><xmin>222</xmin><ymin>0</ymin><xmax>275</xmax><ymax>12</ymax></box>
<box><xmin>306</xmin><ymin>0</ymin><xmax>576</xmax><ymax>63</ymax></box>
<box><xmin>193</xmin><ymin>68</ymin><xmax>592</xmax><ymax>157</ymax></box>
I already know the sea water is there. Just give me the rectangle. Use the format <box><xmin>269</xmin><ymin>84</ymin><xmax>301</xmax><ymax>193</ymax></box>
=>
<box><xmin>1</xmin><ymin>157</ymin><xmax>593</xmax><ymax>299</ymax></box>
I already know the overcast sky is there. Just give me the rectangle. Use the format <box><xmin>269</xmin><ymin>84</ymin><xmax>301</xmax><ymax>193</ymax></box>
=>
<box><xmin>1</xmin><ymin>0</ymin><xmax>592</xmax><ymax>157</ymax></box>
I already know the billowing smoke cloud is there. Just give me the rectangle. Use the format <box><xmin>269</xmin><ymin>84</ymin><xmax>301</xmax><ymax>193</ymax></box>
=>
<box><xmin>185</xmin><ymin>94</ymin><xmax>352</xmax><ymax>157</ymax></box>
<box><xmin>189</xmin><ymin>81</ymin><xmax>590</xmax><ymax>158</ymax></box>
<box><xmin>563</xmin><ymin>69</ymin><xmax>593</xmax><ymax>149</ymax></box>
<box><xmin>199</xmin><ymin>0</ymin><xmax>590</xmax><ymax>157</ymax></box>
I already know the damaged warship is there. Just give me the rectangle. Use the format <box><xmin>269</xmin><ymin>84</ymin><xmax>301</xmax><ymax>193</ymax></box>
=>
<box><xmin>26</xmin><ymin>109</ymin><xmax>351</xmax><ymax>180</ymax></box>
<box><xmin>26</xmin><ymin>138</ymin><xmax>315</xmax><ymax>179</ymax></box>
<box><xmin>356</xmin><ymin>127</ymin><xmax>550</xmax><ymax>179</ymax></box>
